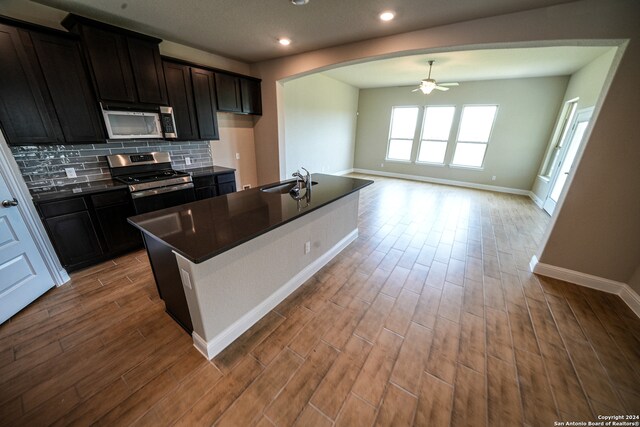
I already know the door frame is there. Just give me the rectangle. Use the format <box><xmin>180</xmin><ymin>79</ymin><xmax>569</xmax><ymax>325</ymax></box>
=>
<box><xmin>0</xmin><ymin>132</ymin><xmax>70</xmax><ymax>286</ymax></box>
<box><xmin>542</xmin><ymin>107</ymin><xmax>594</xmax><ymax>215</ymax></box>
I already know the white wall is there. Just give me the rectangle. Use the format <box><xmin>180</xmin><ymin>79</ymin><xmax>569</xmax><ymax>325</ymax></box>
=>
<box><xmin>282</xmin><ymin>74</ymin><xmax>359</xmax><ymax>178</ymax></box>
<box><xmin>213</xmin><ymin>114</ymin><xmax>258</xmax><ymax>189</ymax></box>
<box><xmin>353</xmin><ymin>76</ymin><xmax>568</xmax><ymax>191</ymax></box>
<box><xmin>531</xmin><ymin>48</ymin><xmax>617</xmax><ymax>202</ymax></box>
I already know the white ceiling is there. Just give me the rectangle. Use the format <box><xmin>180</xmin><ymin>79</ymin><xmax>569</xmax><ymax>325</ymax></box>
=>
<box><xmin>32</xmin><ymin>0</ymin><xmax>578</xmax><ymax>63</ymax></box>
<box><xmin>320</xmin><ymin>46</ymin><xmax>615</xmax><ymax>89</ymax></box>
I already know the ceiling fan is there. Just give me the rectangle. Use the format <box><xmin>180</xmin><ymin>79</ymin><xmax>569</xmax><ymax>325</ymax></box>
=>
<box><xmin>412</xmin><ymin>60</ymin><xmax>459</xmax><ymax>94</ymax></box>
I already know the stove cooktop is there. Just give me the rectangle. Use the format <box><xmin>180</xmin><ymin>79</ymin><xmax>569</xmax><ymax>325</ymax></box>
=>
<box><xmin>115</xmin><ymin>169</ymin><xmax>190</xmax><ymax>185</ymax></box>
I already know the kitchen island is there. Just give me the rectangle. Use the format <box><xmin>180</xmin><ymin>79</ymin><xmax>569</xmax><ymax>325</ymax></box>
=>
<box><xmin>128</xmin><ymin>173</ymin><xmax>372</xmax><ymax>359</ymax></box>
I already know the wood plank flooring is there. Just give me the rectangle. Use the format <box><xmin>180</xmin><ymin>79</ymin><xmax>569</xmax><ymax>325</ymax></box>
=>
<box><xmin>1</xmin><ymin>174</ymin><xmax>639</xmax><ymax>426</ymax></box>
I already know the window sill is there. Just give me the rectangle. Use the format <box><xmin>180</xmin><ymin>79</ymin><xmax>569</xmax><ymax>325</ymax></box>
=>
<box><xmin>416</xmin><ymin>161</ymin><xmax>446</xmax><ymax>167</ymax></box>
<box><xmin>384</xmin><ymin>159</ymin><xmax>412</xmax><ymax>164</ymax></box>
<box><xmin>448</xmin><ymin>164</ymin><xmax>484</xmax><ymax>171</ymax></box>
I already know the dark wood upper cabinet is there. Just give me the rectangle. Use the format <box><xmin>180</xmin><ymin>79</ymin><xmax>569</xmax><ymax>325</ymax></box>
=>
<box><xmin>163</xmin><ymin>61</ymin><xmax>198</xmax><ymax>140</ymax></box>
<box><xmin>215</xmin><ymin>72</ymin><xmax>262</xmax><ymax>115</ymax></box>
<box><xmin>240</xmin><ymin>78</ymin><xmax>262</xmax><ymax>115</ymax></box>
<box><xmin>0</xmin><ymin>23</ymin><xmax>63</xmax><ymax>144</ymax></box>
<box><xmin>63</xmin><ymin>14</ymin><xmax>166</xmax><ymax>105</ymax></box>
<box><xmin>29</xmin><ymin>31</ymin><xmax>104</xmax><ymax>143</ymax></box>
<box><xmin>127</xmin><ymin>37</ymin><xmax>168</xmax><ymax>105</ymax></box>
<box><xmin>215</xmin><ymin>73</ymin><xmax>242</xmax><ymax>113</ymax></box>
<box><xmin>191</xmin><ymin>68</ymin><xmax>219</xmax><ymax>140</ymax></box>
<box><xmin>76</xmin><ymin>25</ymin><xmax>137</xmax><ymax>103</ymax></box>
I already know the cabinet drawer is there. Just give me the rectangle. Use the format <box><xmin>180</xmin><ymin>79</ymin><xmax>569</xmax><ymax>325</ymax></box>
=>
<box><xmin>193</xmin><ymin>175</ymin><xmax>215</xmax><ymax>187</ymax></box>
<box><xmin>39</xmin><ymin>197</ymin><xmax>87</xmax><ymax>218</ymax></box>
<box><xmin>216</xmin><ymin>172</ymin><xmax>235</xmax><ymax>184</ymax></box>
<box><xmin>91</xmin><ymin>190</ymin><xmax>130</xmax><ymax>207</ymax></box>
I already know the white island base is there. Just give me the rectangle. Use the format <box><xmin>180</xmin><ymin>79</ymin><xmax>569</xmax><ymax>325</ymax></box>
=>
<box><xmin>174</xmin><ymin>192</ymin><xmax>360</xmax><ymax>360</ymax></box>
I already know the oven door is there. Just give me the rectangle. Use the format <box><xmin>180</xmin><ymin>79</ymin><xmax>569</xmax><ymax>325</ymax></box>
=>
<box><xmin>131</xmin><ymin>183</ymin><xmax>196</xmax><ymax>214</ymax></box>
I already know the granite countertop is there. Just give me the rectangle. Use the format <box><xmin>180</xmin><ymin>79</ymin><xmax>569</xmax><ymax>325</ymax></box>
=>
<box><xmin>128</xmin><ymin>173</ymin><xmax>373</xmax><ymax>264</ymax></box>
<box><xmin>30</xmin><ymin>179</ymin><xmax>128</xmax><ymax>202</ymax></box>
<box><xmin>29</xmin><ymin>165</ymin><xmax>236</xmax><ymax>202</ymax></box>
<box><xmin>184</xmin><ymin>165</ymin><xmax>236</xmax><ymax>178</ymax></box>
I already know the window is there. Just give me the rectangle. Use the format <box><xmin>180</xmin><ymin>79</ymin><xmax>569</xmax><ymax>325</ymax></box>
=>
<box><xmin>540</xmin><ymin>100</ymin><xmax>578</xmax><ymax>178</ymax></box>
<box><xmin>386</xmin><ymin>106</ymin><xmax>419</xmax><ymax>161</ymax></box>
<box><xmin>417</xmin><ymin>106</ymin><xmax>455</xmax><ymax>164</ymax></box>
<box><xmin>452</xmin><ymin>105</ymin><xmax>498</xmax><ymax>168</ymax></box>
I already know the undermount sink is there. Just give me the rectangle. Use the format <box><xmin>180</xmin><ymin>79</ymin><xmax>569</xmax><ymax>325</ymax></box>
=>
<box><xmin>260</xmin><ymin>180</ymin><xmax>318</xmax><ymax>194</ymax></box>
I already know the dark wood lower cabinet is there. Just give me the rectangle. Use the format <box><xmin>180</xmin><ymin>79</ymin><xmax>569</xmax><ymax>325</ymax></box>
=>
<box><xmin>45</xmin><ymin>211</ymin><xmax>104</xmax><ymax>268</ymax></box>
<box><xmin>143</xmin><ymin>234</ymin><xmax>193</xmax><ymax>332</ymax></box>
<box><xmin>193</xmin><ymin>171</ymin><xmax>236</xmax><ymax>200</ymax></box>
<box><xmin>38</xmin><ymin>189</ymin><xmax>142</xmax><ymax>272</ymax></box>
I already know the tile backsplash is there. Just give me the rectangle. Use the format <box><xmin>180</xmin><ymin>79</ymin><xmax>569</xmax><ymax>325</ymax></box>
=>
<box><xmin>10</xmin><ymin>140</ymin><xmax>213</xmax><ymax>193</ymax></box>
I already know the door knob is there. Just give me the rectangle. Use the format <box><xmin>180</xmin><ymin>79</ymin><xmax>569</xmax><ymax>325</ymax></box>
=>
<box><xmin>1</xmin><ymin>198</ymin><xmax>18</xmax><ymax>208</ymax></box>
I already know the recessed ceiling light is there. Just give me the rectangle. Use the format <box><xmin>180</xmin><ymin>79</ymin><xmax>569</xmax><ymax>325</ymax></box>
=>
<box><xmin>291</xmin><ymin>0</ymin><xmax>309</xmax><ymax>5</ymax></box>
<box><xmin>379</xmin><ymin>11</ymin><xmax>395</xmax><ymax>21</ymax></box>
<box><xmin>279</xmin><ymin>38</ymin><xmax>291</xmax><ymax>46</ymax></box>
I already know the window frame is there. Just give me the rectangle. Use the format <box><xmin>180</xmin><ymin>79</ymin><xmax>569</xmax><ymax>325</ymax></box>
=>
<box><xmin>385</xmin><ymin>105</ymin><xmax>421</xmax><ymax>163</ymax></box>
<box><xmin>538</xmin><ymin>98</ymin><xmax>579</xmax><ymax>180</ymax></box>
<box><xmin>450</xmin><ymin>104</ymin><xmax>499</xmax><ymax>169</ymax></box>
<box><xmin>415</xmin><ymin>105</ymin><xmax>457</xmax><ymax>166</ymax></box>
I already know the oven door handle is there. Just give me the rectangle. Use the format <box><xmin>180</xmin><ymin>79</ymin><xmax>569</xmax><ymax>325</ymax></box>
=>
<box><xmin>131</xmin><ymin>183</ymin><xmax>194</xmax><ymax>199</ymax></box>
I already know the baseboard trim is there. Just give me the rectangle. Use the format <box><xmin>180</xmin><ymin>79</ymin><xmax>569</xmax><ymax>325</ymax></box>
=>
<box><xmin>352</xmin><ymin>168</ymin><xmax>530</xmax><ymax>196</ymax></box>
<box><xmin>530</xmin><ymin>255</ymin><xmax>640</xmax><ymax>318</ymax></box>
<box><xmin>192</xmin><ymin>228</ymin><xmax>359</xmax><ymax>360</ymax></box>
<box><xmin>333</xmin><ymin>168</ymin><xmax>354</xmax><ymax>176</ymax></box>
<box><xmin>528</xmin><ymin>191</ymin><xmax>544</xmax><ymax>208</ymax></box>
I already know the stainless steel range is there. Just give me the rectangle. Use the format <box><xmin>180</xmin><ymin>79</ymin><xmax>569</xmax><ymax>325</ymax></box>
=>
<box><xmin>107</xmin><ymin>152</ymin><xmax>195</xmax><ymax>214</ymax></box>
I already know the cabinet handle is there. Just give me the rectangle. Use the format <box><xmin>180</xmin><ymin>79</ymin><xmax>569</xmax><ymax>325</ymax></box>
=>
<box><xmin>1</xmin><ymin>198</ymin><xmax>19</xmax><ymax>208</ymax></box>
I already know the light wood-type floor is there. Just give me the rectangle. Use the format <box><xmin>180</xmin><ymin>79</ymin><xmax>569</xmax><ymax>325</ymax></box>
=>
<box><xmin>1</xmin><ymin>175</ymin><xmax>639</xmax><ymax>426</ymax></box>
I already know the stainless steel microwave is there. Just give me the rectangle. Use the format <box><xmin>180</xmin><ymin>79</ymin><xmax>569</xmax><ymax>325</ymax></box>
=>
<box><xmin>101</xmin><ymin>103</ymin><xmax>177</xmax><ymax>140</ymax></box>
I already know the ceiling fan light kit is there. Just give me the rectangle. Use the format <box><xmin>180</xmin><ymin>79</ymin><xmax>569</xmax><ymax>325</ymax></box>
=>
<box><xmin>413</xmin><ymin>60</ymin><xmax>459</xmax><ymax>95</ymax></box>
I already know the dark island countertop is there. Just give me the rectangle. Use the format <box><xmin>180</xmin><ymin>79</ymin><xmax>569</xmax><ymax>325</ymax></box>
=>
<box><xmin>128</xmin><ymin>173</ymin><xmax>373</xmax><ymax>264</ymax></box>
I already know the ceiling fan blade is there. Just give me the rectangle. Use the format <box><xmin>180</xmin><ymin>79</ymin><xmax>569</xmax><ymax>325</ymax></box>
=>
<box><xmin>438</xmin><ymin>82</ymin><xmax>459</xmax><ymax>87</ymax></box>
<box><xmin>434</xmin><ymin>86</ymin><xmax>450</xmax><ymax>91</ymax></box>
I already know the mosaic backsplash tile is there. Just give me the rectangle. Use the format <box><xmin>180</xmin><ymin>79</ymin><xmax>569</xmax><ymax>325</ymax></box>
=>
<box><xmin>10</xmin><ymin>140</ymin><xmax>213</xmax><ymax>193</ymax></box>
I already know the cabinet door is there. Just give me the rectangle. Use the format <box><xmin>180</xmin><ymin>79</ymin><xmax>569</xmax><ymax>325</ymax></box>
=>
<box><xmin>93</xmin><ymin>202</ymin><xmax>142</xmax><ymax>253</ymax></box>
<box><xmin>45</xmin><ymin>211</ymin><xmax>104</xmax><ymax>268</ymax></box>
<box><xmin>127</xmin><ymin>37</ymin><xmax>168</xmax><ymax>105</ymax></box>
<box><xmin>0</xmin><ymin>24</ymin><xmax>63</xmax><ymax>144</ymax></box>
<box><xmin>81</xmin><ymin>25</ymin><xmax>136</xmax><ymax>103</ymax></box>
<box><xmin>240</xmin><ymin>78</ymin><xmax>262</xmax><ymax>115</ymax></box>
<box><xmin>163</xmin><ymin>62</ymin><xmax>198</xmax><ymax>140</ymax></box>
<box><xmin>218</xmin><ymin>182</ymin><xmax>236</xmax><ymax>196</ymax></box>
<box><xmin>195</xmin><ymin>185</ymin><xmax>218</xmax><ymax>200</ymax></box>
<box><xmin>30</xmin><ymin>32</ymin><xmax>104</xmax><ymax>143</ymax></box>
<box><xmin>214</xmin><ymin>73</ymin><xmax>242</xmax><ymax>113</ymax></box>
<box><xmin>191</xmin><ymin>68</ymin><xmax>219</xmax><ymax>140</ymax></box>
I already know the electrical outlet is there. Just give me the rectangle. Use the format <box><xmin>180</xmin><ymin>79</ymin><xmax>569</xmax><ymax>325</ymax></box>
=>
<box><xmin>235</xmin><ymin>153</ymin><xmax>240</xmax><ymax>160</ymax></box>
<box><xmin>304</xmin><ymin>241</ymin><xmax>311</xmax><ymax>254</ymax></box>
<box><xmin>185</xmin><ymin>157</ymin><xmax>192</xmax><ymax>165</ymax></box>
<box><xmin>64</xmin><ymin>168</ymin><xmax>77</xmax><ymax>178</ymax></box>
<box><xmin>243</xmin><ymin>184</ymin><xmax>251</xmax><ymax>190</ymax></box>
<box><xmin>491</xmin><ymin>175</ymin><xmax>497</xmax><ymax>181</ymax></box>
<box><xmin>380</xmin><ymin>163</ymin><xmax>384</xmax><ymax>168</ymax></box>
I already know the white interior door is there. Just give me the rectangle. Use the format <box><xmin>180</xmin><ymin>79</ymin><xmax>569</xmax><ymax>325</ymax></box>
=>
<box><xmin>543</xmin><ymin>110</ymin><xmax>592</xmax><ymax>215</ymax></box>
<box><xmin>0</xmin><ymin>171</ymin><xmax>54</xmax><ymax>324</ymax></box>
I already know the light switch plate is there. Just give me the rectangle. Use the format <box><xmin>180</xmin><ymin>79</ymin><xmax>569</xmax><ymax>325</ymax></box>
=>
<box><xmin>185</xmin><ymin>157</ymin><xmax>192</xmax><ymax>165</ymax></box>
<box><xmin>64</xmin><ymin>168</ymin><xmax>77</xmax><ymax>178</ymax></box>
